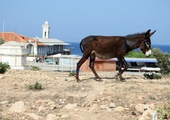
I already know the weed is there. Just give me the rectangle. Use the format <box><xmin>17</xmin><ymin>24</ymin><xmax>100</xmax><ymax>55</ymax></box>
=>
<box><xmin>157</xmin><ymin>104</ymin><xmax>170</xmax><ymax>120</ymax></box>
<box><xmin>30</xmin><ymin>66</ymin><xmax>41</xmax><ymax>71</ymax></box>
<box><xmin>28</xmin><ymin>81</ymin><xmax>42</xmax><ymax>90</ymax></box>
<box><xmin>144</xmin><ymin>72</ymin><xmax>161</xmax><ymax>79</ymax></box>
<box><xmin>0</xmin><ymin>62</ymin><xmax>10</xmax><ymax>74</ymax></box>
<box><xmin>69</xmin><ymin>71</ymin><xmax>76</xmax><ymax>76</ymax></box>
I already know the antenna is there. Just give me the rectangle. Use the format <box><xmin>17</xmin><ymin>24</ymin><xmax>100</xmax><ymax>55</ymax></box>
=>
<box><xmin>2</xmin><ymin>20</ymin><xmax>5</xmax><ymax>39</ymax></box>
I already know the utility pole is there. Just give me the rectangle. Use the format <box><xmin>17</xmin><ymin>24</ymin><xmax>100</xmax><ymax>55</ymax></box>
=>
<box><xmin>2</xmin><ymin>20</ymin><xmax>5</xmax><ymax>39</ymax></box>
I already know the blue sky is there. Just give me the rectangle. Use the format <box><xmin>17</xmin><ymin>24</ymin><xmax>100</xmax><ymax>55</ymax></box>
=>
<box><xmin>0</xmin><ymin>0</ymin><xmax>170</xmax><ymax>45</ymax></box>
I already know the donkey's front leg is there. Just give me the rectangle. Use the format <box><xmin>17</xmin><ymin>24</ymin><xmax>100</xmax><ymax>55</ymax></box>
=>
<box><xmin>117</xmin><ymin>58</ymin><xmax>126</xmax><ymax>81</ymax></box>
<box><xmin>119</xmin><ymin>58</ymin><xmax>128</xmax><ymax>81</ymax></box>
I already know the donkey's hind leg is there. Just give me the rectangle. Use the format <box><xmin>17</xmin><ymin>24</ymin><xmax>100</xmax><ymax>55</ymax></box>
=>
<box><xmin>76</xmin><ymin>56</ymin><xmax>89</xmax><ymax>82</ymax></box>
<box><xmin>89</xmin><ymin>53</ymin><xmax>101</xmax><ymax>81</ymax></box>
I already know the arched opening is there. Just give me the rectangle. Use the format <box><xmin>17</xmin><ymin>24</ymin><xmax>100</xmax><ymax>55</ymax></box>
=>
<box><xmin>27</xmin><ymin>44</ymin><xmax>34</xmax><ymax>55</ymax></box>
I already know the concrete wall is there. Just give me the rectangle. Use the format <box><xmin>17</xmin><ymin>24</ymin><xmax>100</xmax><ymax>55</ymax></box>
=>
<box><xmin>0</xmin><ymin>45</ymin><xmax>28</xmax><ymax>70</ymax></box>
<box><xmin>57</xmin><ymin>55</ymin><xmax>116</xmax><ymax>72</ymax></box>
<box><xmin>80</xmin><ymin>59</ymin><xmax>116</xmax><ymax>72</ymax></box>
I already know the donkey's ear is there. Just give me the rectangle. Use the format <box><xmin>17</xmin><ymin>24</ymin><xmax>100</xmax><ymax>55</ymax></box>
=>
<box><xmin>150</xmin><ymin>30</ymin><xmax>156</xmax><ymax>37</ymax></box>
<box><xmin>145</xmin><ymin>29</ymin><xmax>151</xmax><ymax>38</ymax></box>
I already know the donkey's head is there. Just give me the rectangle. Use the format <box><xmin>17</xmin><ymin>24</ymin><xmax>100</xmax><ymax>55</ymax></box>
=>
<box><xmin>140</xmin><ymin>29</ymin><xmax>156</xmax><ymax>57</ymax></box>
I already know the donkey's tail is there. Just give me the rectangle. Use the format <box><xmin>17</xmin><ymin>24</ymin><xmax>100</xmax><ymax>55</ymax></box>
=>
<box><xmin>79</xmin><ymin>40</ymin><xmax>84</xmax><ymax>53</ymax></box>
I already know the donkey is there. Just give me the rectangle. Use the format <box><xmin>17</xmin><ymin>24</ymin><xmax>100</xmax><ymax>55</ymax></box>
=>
<box><xmin>76</xmin><ymin>29</ymin><xmax>156</xmax><ymax>82</ymax></box>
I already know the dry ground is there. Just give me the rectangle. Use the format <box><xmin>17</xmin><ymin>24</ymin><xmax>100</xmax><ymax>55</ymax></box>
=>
<box><xmin>0</xmin><ymin>70</ymin><xmax>170</xmax><ymax>120</ymax></box>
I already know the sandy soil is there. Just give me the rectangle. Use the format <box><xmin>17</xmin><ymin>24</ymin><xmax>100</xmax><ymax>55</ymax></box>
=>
<box><xmin>0</xmin><ymin>70</ymin><xmax>170</xmax><ymax>120</ymax></box>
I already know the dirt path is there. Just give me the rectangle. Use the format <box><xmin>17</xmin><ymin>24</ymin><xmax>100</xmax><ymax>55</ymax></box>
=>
<box><xmin>0</xmin><ymin>70</ymin><xmax>170</xmax><ymax>120</ymax></box>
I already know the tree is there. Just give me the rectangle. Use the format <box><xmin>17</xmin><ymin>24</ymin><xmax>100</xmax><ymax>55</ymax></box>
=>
<box><xmin>152</xmin><ymin>48</ymin><xmax>170</xmax><ymax>75</ymax></box>
<box><xmin>0</xmin><ymin>38</ymin><xmax>4</xmax><ymax>44</ymax></box>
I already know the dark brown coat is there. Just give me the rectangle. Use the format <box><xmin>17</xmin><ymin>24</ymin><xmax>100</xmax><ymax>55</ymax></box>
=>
<box><xmin>76</xmin><ymin>29</ymin><xmax>156</xmax><ymax>82</ymax></box>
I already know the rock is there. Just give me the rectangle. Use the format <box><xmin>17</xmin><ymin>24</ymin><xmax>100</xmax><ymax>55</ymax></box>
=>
<box><xmin>135</xmin><ymin>104</ymin><xmax>145</xmax><ymax>113</ymax></box>
<box><xmin>89</xmin><ymin>104</ymin><xmax>100</xmax><ymax>112</ymax></box>
<box><xmin>0</xmin><ymin>75</ymin><xmax>4</xmax><ymax>80</ymax></box>
<box><xmin>50</xmin><ymin>104</ymin><xmax>56</xmax><ymax>110</ymax></box>
<box><xmin>27</xmin><ymin>113</ymin><xmax>42</xmax><ymax>120</ymax></box>
<box><xmin>109</xmin><ymin>102</ymin><xmax>115</xmax><ymax>108</ymax></box>
<box><xmin>142</xmin><ymin>109</ymin><xmax>153</xmax><ymax>120</ymax></box>
<box><xmin>135</xmin><ymin>104</ymin><xmax>156</xmax><ymax>120</ymax></box>
<box><xmin>61</xmin><ymin>114</ymin><xmax>69</xmax><ymax>119</ymax></box>
<box><xmin>46</xmin><ymin>114</ymin><xmax>57</xmax><ymax>120</ymax></box>
<box><xmin>0</xmin><ymin>101</ymin><xmax>9</xmax><ymax>106</ymax></box>
<box><xmin>38</xmin><ymin>106</ymin><xmax>46</xmax><ymax>113</ymax></box>
<box><xmin>64</xmin><ymin>103</ymin><xmax>77</xmax><ymax>109</ymax></box>
<box><xmin>9</xmin><ymin>101</ymin><xmax>26</xmax><ymax>113</ymax></box>
<box><xmin>100</xmin><ymin>105</ymin><xmax>107</xmax><ymax>110</ymax></box>
<box><xmin>138</xmin><ymin>95</ymin><xmax>145</xmax><ymax>100</ymax></box>
<box><xmin>138</xmin><ymin>116</ymin><xmax>146</xmax><ymax>120</ymax></box>
<box><xmin>114</xmin><ymin>106</ymin><xmax>124</xmax><ymax>112</ymax></box>
<box><xmin>135</xmin><ymin>103</ymin><xmax>155</xmax><ymax>113</ymax></box>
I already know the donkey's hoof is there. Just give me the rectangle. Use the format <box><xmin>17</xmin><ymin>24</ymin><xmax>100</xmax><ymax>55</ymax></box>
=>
<box><xmin>77</xmin><ymin>79</ymin><xmax>81</xmax><ymax>83</ymax></box>
<box><xmin>96</xmin><ymin>77</ymin><xmax>102</xmax><ymax>81</ymax></box>
<box><xmin>96</xmin><ymin>79</ymin><xmax>103</xmax><ymax>82</ymax></box>
<box><xmin>114</xmin><ymin>75</ymin><xmax>119</xmax><ymax>80</ymax></box>
<box><xmin>120</xmin><ymin>78</ymin><xmax>126</xmax><ymax>82</ymax></box>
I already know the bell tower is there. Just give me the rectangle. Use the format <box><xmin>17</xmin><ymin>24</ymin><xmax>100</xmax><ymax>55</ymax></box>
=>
<box><xmin>42</xmin><ymin>21</ymin><xmax>50</xmax><ymax>38</ymax></box>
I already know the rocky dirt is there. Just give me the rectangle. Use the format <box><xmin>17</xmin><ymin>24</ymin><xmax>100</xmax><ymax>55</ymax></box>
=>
<box><xmin>0</xmin><ymin>70</ymin><xmax>170</xmax><ymax>120</ymax></box>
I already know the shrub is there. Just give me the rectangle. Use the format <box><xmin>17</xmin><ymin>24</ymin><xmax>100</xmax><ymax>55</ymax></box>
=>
<box><xmin>0</xmin><ymin>38</ymin><xmax>4</xmax><ymax>44</ymax></box>
<box><xmin>144</xmin><ymin>72</ymin><xmax>161</xmax><ymax>79</ymax></box>
<box><xmin>28</xmin><ymin>81</ymin><xmax>42</xmax><ymax>90</ymax></box>
<box><xmin>126</xmin><ymin>50</ymin><xmax>155</xmax><ymax>58</ymax></box>
<box><xmin>152</xmin><ymin>48</ymin><xmax>170</xmax><ymax>75</ymax></box>
<box><xmin>69</xmin><ymin>71</ymin><xmax>76</xmax><ymax>76</ymax></box>
<box><xmin>30</xmin><ymin>66</ymin><xmax>41</xmax><ymax>71</ymax></box>
<box><xmin>157</xmin><ymin>103</ymin><xmax>170</xmax><ymax>120</ymax></box>
<box><xmin>0</xmin><ymin>62</ymin><xmax>10</xmax><ymax>74</ymax></box>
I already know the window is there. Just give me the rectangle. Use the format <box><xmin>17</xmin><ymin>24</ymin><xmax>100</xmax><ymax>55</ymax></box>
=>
<box><xmin>44</xmin><ymin>32</ymin><xmax>46</xmax><ymax>38</ymax></box>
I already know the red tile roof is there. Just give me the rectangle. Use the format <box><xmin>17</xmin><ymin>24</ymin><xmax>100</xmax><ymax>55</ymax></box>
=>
<box><xmin>0</xmin><ymin>32</ymin><xmax>44</xmax><ymax>46</ymax></box>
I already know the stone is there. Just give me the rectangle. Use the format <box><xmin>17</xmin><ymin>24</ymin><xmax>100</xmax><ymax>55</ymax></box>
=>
<box><xmin>64</xmin><ymin>103</ymin><xmax>77</xmax><ymax>109</ymax></box>
<box><xmin>38</xmin><ymin>106</ymin><xmax>46</xmax><ymax>113</ymax></box>
<box><xmin>135</xmin><ymin>104</ymin><xmax>145</xmax><ymax>113</ymax></box>
<box><xmin>138</xmin><ymin>116</ymin><xmax>146</xmax><ymax>120</ymax></box>
<box><xmin>100</xmin><ymin>105</ymin><xmax>107</xmax><ymax>110</ymax></box>
<box><xmin>0</xmin><ymin>101</ymin><xmax>9</xmax><ymax>105</ymax></box>
<box><xmin>46</xmin><ymin>114</ymin><xmax>57</xmax><ymax>120</ymax></box>
<box><xmin>9</xmin><ymin>101</ymin><xmax>26</xmax><ymax>113</ymax></box>
<box><xmin>109</xmin><ymin>102</ymin><xmax>115</xmax><ymax>108</ymax></box>
<box><xmin>114</xmin><ymin>106</ymin><xmax>124</xmax><ymax>112</ymax></box>
<box><xmin>27</xmin><ymin>113</ymin><xmax>42</xmax><ymax>120</ymax></box>
<box><xmin>61</xmin><ymin>114</ymin><xmax>69</xmax><ymax>119</ymax></box>
<box><xmin>142</xmin><ymin>109</ymin><xmax>153</xmax><ymax>120</ymax></box>
<box><xmin>89</xmin><ymin>104</ymin><xmax>100</xmax><ymax>112</ymax></box>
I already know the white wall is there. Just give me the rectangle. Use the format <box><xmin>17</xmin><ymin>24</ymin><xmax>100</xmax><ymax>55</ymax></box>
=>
<box><xmin>0</xmin><ymin>45</ymin><xmax>28</xmax><ymax>70</ymax></box>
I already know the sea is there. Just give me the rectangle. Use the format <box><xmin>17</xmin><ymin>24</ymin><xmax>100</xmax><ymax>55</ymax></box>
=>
<box><xmin>67</xmin><ymin>42</ymin><xmax>170</xmax><ymax>56</ymax></box>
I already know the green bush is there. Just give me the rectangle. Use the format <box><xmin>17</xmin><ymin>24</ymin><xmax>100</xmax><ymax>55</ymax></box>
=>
<box><xmin>0</xmin><ymin>38</ymin><xmax>4</xmax><ymax>44</ymax></box>
<box><xmin>69</xmin><ymin>71</ymin><xmax>76</xmax><ymax>76</ymax></box>
<box><xmin>28</xmin><ymin>81</ymin><xmax>42</xmax><ymax>90</ymax></box>
<box><xmin>126</xmin><ymin>50</ymin><xmax>155</xmax><ymax>58</ymax></box>
<box><xmin>157</xmin><ymin>104</ymin><xmax>170</xmax><ymax>120</ymax></box>
<box><xmin>144</xmin><ymin>72</ymin><xmax>161</xmax><ymax>79</ymax></box>
<box><xmin>0</xmin><ymin>62</ymin><xmax>10</xmax><ymax>74</ymax></box>
<box><xmin>30</xmin><ymin>66</ymin><xmax>41</xmax><ymax>71</ymax></box>
<box><xmin>152</xmin><ymin>48</ymin><xmax>170</xmax><ymax>75</ymax></box>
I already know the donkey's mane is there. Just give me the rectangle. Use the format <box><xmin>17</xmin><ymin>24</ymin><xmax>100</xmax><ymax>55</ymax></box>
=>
<box><xmin>125</xmin><ymin>32</ymin><xmax>145</xmax><ymax>38</ymax></box>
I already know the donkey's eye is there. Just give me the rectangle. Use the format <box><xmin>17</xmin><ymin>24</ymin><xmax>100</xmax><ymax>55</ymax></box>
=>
<box><xmin>145</xmin><ymin>42</ymin><xmax>150</xmax><ymax>47</ymax></box>
<box><xmin>146</xmin><ymin>42</ymin><xmax>149</xmax><ymax>45</ymax></box>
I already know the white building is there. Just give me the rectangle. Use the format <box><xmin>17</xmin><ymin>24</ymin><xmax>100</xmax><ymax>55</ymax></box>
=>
<box><xmin>0</xmin><ymin>41</ymin><xmax>28</xmax><ymax>70</ymax></box>
<box><xmin>0</xmin><ymin>21</ymin><xmax>70</xmax><ymax>56</ymax></box>
<box><xmin>36</xmin><ymin>21</ymin><xmax>70</xmax><ymax>55</ymax></box>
